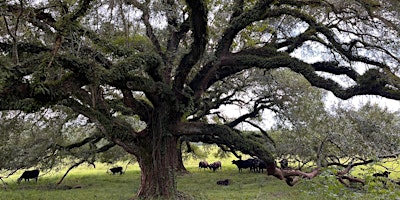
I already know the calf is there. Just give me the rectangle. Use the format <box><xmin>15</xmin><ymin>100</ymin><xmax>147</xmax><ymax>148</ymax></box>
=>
<box><xmin>216</xmin><ymin>179</ymin><xmax>230</xmax><ymax>185</ymax></box>
<box><xmin>17</xmin><ymin>169</ymin><xmax>39</xmax><ymax>183</ymax></box>
<box><xmin>208</xmin><ymin>161</ymin><xmax>222</xmax><ymax>172</ymax></box>
<box><xmin>109</xmin><ymin>166</ymin><xmax>123</xmax><ymax>175</ymax></box>
<box><xmin>232</xmin><ymin>159</ymin><xmax>254</xmax><ymax>172</ymax></box>
<box><xmin>198</xmin><ymin>161</ymin><xmax>209</xmax><ymax>170</ymax></box>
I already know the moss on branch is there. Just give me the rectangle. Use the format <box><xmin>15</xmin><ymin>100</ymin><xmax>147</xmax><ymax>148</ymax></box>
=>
<box><xmin>176</xmin><ymin>122</ymin><xmax>275</xmax><ymax>163</ymax></box>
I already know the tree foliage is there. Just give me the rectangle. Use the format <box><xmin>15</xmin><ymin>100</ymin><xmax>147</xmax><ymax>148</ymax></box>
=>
<box><xmin>1</xmin><ymin>0</ymin><xmax>400</xmax><ymax>199</ymax></box>
<box><xmin>273</xmin><ymin>76</ymin><xmax>400</xmax><ymax>165</ymax></box>
<box><xmin>270</xmin><ymin>71</ymin><xmax>400</xmax><ymax>186</ymax></box>
<box><xmin>0</xmin><ymin>106</ymin><xmax>131</xmax><ymax>176</ymax></box>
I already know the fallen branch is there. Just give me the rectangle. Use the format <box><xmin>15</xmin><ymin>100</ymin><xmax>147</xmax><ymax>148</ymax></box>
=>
<box><xmin>269</xmin><ymin>159</ymin><xmax>372</xmax><ymax>187</ymax></box>
<box><xmin>338</xmin><ymin>175</ymin><xmax>365</xmax><ymax>187</ymax></box>
<box><xmin>271</xmin><ymin>167</ymin><xmax>321</xmax><ymax>186</ymax></box>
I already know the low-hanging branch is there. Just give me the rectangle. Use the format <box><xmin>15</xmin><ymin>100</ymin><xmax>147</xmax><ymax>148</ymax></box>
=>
<box><xmin>56</xmin><ymin>159</ymin><xmax>87</xmax><ymax>185</ymax></box>
<box><xmin>55</xmin><ymin>135</ymin><xmax>102</xmax><ymax>151</ymax></box>
<box><xmin>56</xmin><ymin>142</ymin><xmax>115</xmax><ymax>185</ymax></box>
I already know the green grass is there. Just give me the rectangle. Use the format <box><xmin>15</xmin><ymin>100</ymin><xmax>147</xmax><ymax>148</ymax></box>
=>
<box><xmin>1</xmin><ymin>159</ymin><xmax>400</xmax><ymax>200</ymax></box>
<box><xmin>179</xmin><ymin>166</ymin><xmax>304</xmax><ymax>200</ymax></box>
<box><xmin>0</xmin><ymin>163</ymin><xmax>141</xmax><ymax>200</ymax></box>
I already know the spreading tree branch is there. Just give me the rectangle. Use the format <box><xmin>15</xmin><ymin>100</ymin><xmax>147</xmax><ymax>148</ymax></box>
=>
<box><xmin>173</xmin><ymin>0</ymin><xmax>208</xmax><ymax>93</ymax></box>
<box><xmin>56</xmin><ymin>142</ymin><xmax>115</xmax><ymax>185</ymax></box>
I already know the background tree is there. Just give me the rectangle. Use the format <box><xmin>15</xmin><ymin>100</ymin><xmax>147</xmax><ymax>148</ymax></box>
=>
<box><xmin>271</xmin><ymin>71</ymin><xmax>400</xmax><ymax>185</ymax></box>
<box><xmin>0</xmin><ymin>106</ymin><xmax>132</xmax><ymax>181</ymax></box>
<box><xmin>1</xmin><ymin>0</ymin><xmax>400</xmax><ymax>199</ymax></box>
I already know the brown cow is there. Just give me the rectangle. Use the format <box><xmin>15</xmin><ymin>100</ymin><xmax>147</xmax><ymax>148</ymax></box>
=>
<box><xmin>209</xmin><ymin>161</ymin><xmax>222</xmax><ymax>172</ymax></box>
<box><xmin>198</xmin><ymin>161</ymin><xmax>209</xmax><ymax>170</ymax></box>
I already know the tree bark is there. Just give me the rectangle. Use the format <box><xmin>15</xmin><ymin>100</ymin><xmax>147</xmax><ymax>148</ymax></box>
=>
<box><xmin>135</xmin><ymin>104</ymin><xmax>181</xmax><ymax>199</ymax></box>
<box><xmin>136</xmin><ymin>135</ymin><xmax>179</xmax><ymax>199</ymax></box>
<box><xmin>176</xmin><ymin>140</ymin><xmax>189</xmax><ymax>174</ymax></box>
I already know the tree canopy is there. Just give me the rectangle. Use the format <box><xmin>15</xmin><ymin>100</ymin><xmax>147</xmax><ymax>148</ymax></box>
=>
<box><xmin>271</xmin><ymin>70</ymin><xmax>400</xmax><ymax>167</ymax></box>
<box><xmin>1</xmin><ymin>0</ymin><xmax>400</xmax><ymax>199</ymax></box>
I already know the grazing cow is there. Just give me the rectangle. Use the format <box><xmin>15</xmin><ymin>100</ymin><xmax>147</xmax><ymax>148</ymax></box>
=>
<box><xmin>373</xmin><ymin>171</ymin><xmax>391</xmax><ymax>187</ymax></box>
<box><xmin>208</xmin><ymin>161</ymin><xmax>222</xmax><ymax>172</ymax></box>
<box><xmin>232</xmin><ymin>159</ymin><xmax>254</xmax><ymax>172</ymax></box>
<box><xmin>279</xmin><ymin>159</ymin><xmax>289</xmax><ymax>169</ymax></box>
<box><xmin>198</xmin><ymin>161</ymin><xmax>209</xmax><ymax>170</ymax></box>
<box><xmin>373</xmin><ymin>171</ymin><xmax>390</xmax><ymax>178</ymax></box>
<box><xmin>17</xmin><ymin>169</ymin><xmax>39</xmax><ymax>183</ymax></box>
<box><xmin>216</xmin><ymin>179</ymin><xmax>230</xmax><ymax>185</ymax></box>
<box><xmin>109</xmin><ymin>166</ymin><xmax>123</xmax><ymax>175</ymax></box>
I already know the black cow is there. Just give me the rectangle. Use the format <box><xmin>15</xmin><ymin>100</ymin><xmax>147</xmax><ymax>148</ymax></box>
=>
<box><xmin>209</xmin><ymin>161</ymin><xmax>222</xmax><ymax>172</ymax></box>
<box><xmin>216</xmin><ymin>179</ymin><xmax>230</xmax><ymax>185</ymax></box>
<box><xmin>109</xmin><ymin>166</ymin><xmax>123</xmax><ymax>175</ymax></box>
<box><xmin>373</xmin><ymin>171</ymin><xmax>391</xmax><ymax>177</ymax></box>
<box><xmin>17</xmin><ymin>169</ymin><xmax>39</xmax><ymax>183</ymax></box>
<box><xmin>232</xmin><ymin>159</ymin><xmax>254</xmax><ymax>172</ymax></box>
<box><xmin>279</xmin><ymin>159</ymin><xmax>289</xmax><ymax>169</ymax></box>
<box><xmin>247</xmin><ymin>158</ymin><xmax>258</xmax><ymax>172</ymax></box>
<box><xmin>199</xmin><ymin>161</ymin><xmax>209</xmax><ymax>170</ymax></box>
<box><xmin>253</xmin><ymin>159</ymin><xmax>267</xmax><ymax>173</ymax></box>
<box><xmin>373</xmin><ymin>171</ymin><xmax>391</xmax><ymax>187</ymax></box>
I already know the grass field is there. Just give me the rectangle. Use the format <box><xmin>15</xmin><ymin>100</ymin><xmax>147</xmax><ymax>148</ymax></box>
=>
<box><xmin>1</xmin><ymin>157</ymin><xmax>400</xmax><ymax>200</ymax></box>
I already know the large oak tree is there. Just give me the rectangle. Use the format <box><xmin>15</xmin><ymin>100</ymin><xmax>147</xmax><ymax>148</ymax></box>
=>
<box><xmin>1</xmin><ymin>0</ymin><xmax>400</xmax><ymax>199</ymax></box>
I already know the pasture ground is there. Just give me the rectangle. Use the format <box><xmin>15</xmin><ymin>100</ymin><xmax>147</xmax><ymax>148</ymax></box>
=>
<box><xmin>1</xmin><ymin>157</ymin><xmax>400</xmax><ymax>199</ymax></box>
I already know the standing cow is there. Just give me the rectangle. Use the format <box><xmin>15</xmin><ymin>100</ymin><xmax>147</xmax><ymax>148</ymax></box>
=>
<box><xmin>253</xmin><ymin>159</ymin><xmax>267</xmax><ymax>173</ymax></box>
<box><xmin>208</xmin><ymin>161</ymin><xmax>222</xmax><ymax>172</ymax></box>
<box><xmin>17</xmin><ymin>169</ymin><xmax>40</xmax><ymax>183</ymax></box>
<box><xmin>232</xmin><ymin>159</ymin><xmax>254</xmax><ymax>172</ymax></box>
<box><xmin>108</xmin><ymin>166</ymin><xmax>124</xmax><ymax>175</ymax></box>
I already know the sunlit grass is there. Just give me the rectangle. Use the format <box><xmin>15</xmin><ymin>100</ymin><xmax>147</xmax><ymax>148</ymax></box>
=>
<box><xmin>350</xmin><ymin>158</ymin><xmax>400</xmax><ymax>179</ymax></box>
<box><xmin>179</xmin><ymin>166</ymin><xmax>305</xmax><ymax>200</ymax></box>
<box><xmin>1</xmin><ymin>163</ymin><xmax>140</xmax><ymax>200</ymax></box>
<box><xmin>1</xmin><ymin>158</ymin><xmax>400</xmax><ymax>200</ymax></box>
<box><xmin>1</xmin><ymin>160</ymin><xmax>303</xmax><ymax>200</ymax></box>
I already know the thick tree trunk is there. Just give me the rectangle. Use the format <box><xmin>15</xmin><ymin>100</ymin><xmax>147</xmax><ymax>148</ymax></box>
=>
<box><xmin>135</xmin><ymin>104</ymin><xmax>182</xmax><ymax>199</ymax></box>
<box><xmin>136</xmin><ymin>135</ymin><xmax>179</xmax><ymax>199</ymax></box>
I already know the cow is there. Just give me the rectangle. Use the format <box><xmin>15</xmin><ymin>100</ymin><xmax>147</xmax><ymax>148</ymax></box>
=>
<box><xmin>373</xmin><ymin>171</ymin><xmax>391</xmax><ymax>187</ymax></box>
<box><xmin>108</xmin><ymin>166</ymin><xmax>123</xmax><ymax>175</ymax></box>
<box><xmin>208</xmin><ymin>161</ymin><xmax>222</xmax><ymax>172</ymax></box>
<box><xmin>232</xmin><ymin>159</ymin><xmax>254</xmax><ymax>172</ymax></box>
<box><xmin>198</xmin><ymin>161</ymin><xmax>209</xmax><ymax>170</ymax></box>
<box><xmin>253</xmin><ymin>159</ymin><xmax>267</xmax><ymax>173</ymax></box>
<box><xmin>279</xmin><ymin>159</ymin><xmax>289</xmax><ymax>169</ymax></box>
<box><xmin>17</xmin><ymin>169</ymin><xmax>39</xmax><ymax>183</ymax></box>
<box><xmin>216</xmin><ymin>179</ymin><xmax>230</xmax><ymax>185</ymax></box>
<box><xmin>246</xmin><ymin>158</ymin><xmax>258</xmax><ymax>172</ymax></box>
<box><xmin>373</xmin><ymin>171</ymin><xmax>390</xmax><ymax>178</ymax></box>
